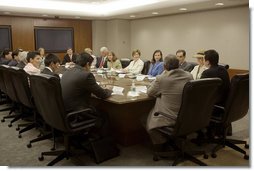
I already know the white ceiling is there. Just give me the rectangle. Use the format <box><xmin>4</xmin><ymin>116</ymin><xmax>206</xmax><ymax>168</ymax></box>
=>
<box><xmin>0</xmin><ymin>0</ymin><xmax>249</xmax><ymax>20</ymax></box>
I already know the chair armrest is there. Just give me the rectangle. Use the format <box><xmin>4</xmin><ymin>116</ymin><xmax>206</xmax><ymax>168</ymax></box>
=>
<box><xmin>154</xmin><ymin>112</ymin><xmax>177</xmax><ymax>121</ymax></box>
<box><xmin>65</xmin><ymin>108</ymin><xmax>98</xmax><ymax>129</ymax></box>
<box><xmin>210</xmin><ymin>105</ymin><xmax>225</xmax><ymax>123</ymax></box>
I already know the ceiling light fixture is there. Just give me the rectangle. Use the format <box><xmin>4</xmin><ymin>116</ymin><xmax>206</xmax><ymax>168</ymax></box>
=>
<box><xmin>130</xmin><ymin>15</ymin><xmax>136</xmax><ymax>18</ymax></box>
<box><xmin>42</xmin><ymin>14</ymin><xmax>48</xmax><ymax>17</ymax></box>
<box><xmin>0</xmin><ymin>0</ymin><xmax>161</xmax><ymax>16</ymax></box>
<box><xmin>152</xmin><ymin>12</ymin><xmax>159</xmax><ymax>15</ymax></box>
<box><xmin>179</xmin><ymin>8</ymin><xmax>187</xmax><ymax>11</ymax></box>
<box><xmin>215</xmin><ymin>2</ymin><xmax>224</xmax><ymax>6</ymax></box>
<box><xmin>3</xmin><ymin>11</ymin><xmax>10</xmax><ymax>14</ymax></box>
<box><xmin>75</xmin><ymin>16</ymin><xmax>80</xmax><ymax>19</ymax></box>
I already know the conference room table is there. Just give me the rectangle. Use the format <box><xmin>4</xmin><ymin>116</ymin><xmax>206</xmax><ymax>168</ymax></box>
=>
<box><xmin>57</xmin><ymin>66</ymin><xmax>156</xmax><ymax>146</ymax></box>
<box><xmin>91</xmin><ymin>70</ymin><xmax>156</xmax><ymax>146</ymax></box>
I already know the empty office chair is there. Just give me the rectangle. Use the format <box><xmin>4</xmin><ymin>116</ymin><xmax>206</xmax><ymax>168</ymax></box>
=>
<box><xmin>153</xmin><ymin>78</ymin><xmax>222</xmax><ymax>166</ymax></box>
<box><xmin>120</xmin><ymin>58</ymin><xmax>131</xmax><ymax>68</ymax></box>
<box><xmin>29</xmin><ymin>74</ymin><xmax>99</xmax><ymax>166</ymax></box>
<box><xmin>141</xmin><ymin>60</ymin><xmax>150</xmax><ymax>75</ymax></box>
<box><xmin>208</xmin><ymin>73</ymin><xmax>249</xmax><ymax>159</ymax></box>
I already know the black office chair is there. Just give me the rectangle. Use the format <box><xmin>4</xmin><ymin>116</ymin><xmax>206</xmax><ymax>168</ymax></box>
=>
<box><xmin>141</xmin><ymin>60</ymin><xmax>150</xmax><ymax>75</ymax></box>
<box><xmin>0</xmin><ymin>65</ymin><xmax>12</xmax><ymax>111</ymax></box>
<box><xmin>120</xmin><ymin>58</ymin><xmax>131</xmax><ymax>68</ymax></box>
<box><xmin>153</xmin><ymin>78</ymin><xmax>222</xmax><ymax>166</ymax></box>
<box><xmin>208</xmin><ymin>73</ymin><xmax>249</xmax><ymax>160</ymax></box>
<box><xmin>29</xmin><ymin>74</ymin><xmax>99</xmax><ymax>166</ymax></box>
<box><xmin>218</xmin><ymin>63</ymin><xmax>229</xmax><ymax>70</ymax></box>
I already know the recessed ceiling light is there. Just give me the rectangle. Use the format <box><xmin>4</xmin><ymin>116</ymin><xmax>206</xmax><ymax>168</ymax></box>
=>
<box><xmin>3</xmin><ymin>11</ymin><xmax>10</xmax><ymax>14</ymax></box>
<box><xmin>130</xmin><ymin>15</ymin><xmax>136</xmax><ymax>18</ymax></box>
<box><xmin>42</xmin><ymin>14</ymin><xmax>48</xmax><ymax>17</ymax></box>
<box><xmin>179</xmin><ymin>8</ymin><xmax>187</xmax><ymax>11</ymax></box>
<box><xmin>75</xmin><ymin>16</ymin><xmax>80</xmax><ymax>19</ymax></box>
<box><xmin>152</xmin><ymin>12</ymin><xmax>159</xmax><ymax>15</ymax></box>
<box><xmin>215</xmin><ymin>2</ymin><xmax>224</xmax><ymax>6</ymax></box>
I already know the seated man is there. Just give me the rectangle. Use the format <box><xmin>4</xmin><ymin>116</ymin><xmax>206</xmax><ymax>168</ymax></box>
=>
<box><xmin>62</xmin><ymin>48</ymin><xmax>77</xmax><ymax>65</ymax></box>
<box><xmin>41</xmin><ymin>53</ymin><xmax>60</xmax><ymax>77</ymax></box>
<box><xmin>96</xmin><ymin>46</ymin><xmax>109</xmax><ymax>68</ymax></box>
<box><xmin>201</xmin><ymin>49</ymin><xmax>230</xmax><ymax>107</ymax></box>
<box><xmin>61</xmin><ymin>52</ymin><xmax>112</xmax><ymax>137</ymax></box>
<box><xmin>176</xmin><ymin>49</ymin><xmax>194</xmax><ymax>72</ymax></box>
<box><xmin>146</xmin><ymin>54</ymin><xmax>193</xmax><ymax>151</ymax></box>
<box><xmin>0</xmin><ymin>49</ymin><xmax>12</xmax><ymax>65</ymax></box>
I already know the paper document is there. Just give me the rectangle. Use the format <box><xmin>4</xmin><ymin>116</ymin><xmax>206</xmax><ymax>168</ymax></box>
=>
<box><xmin>112</xmin><ymin>86</ymin><xmax>124</xmax><ymax>95</ymax></box>
<box><xmin>118</xmin><ymin>74</ymin><xmax>126</xmax><ymax>78</ymax></box>
<box><xmin>127</xmin><ymin>91</ymin><xmax>139</xmax><ymax>97</ymax></box>
<box><xmin>136</xmin><ymin>75</ymin><xmax>146</xmax><ymax>81</ymax></box>
<box><xmin>135</xmin><ymin>86</ymin><xmax>147</xmax><ymax>93</ymax></box>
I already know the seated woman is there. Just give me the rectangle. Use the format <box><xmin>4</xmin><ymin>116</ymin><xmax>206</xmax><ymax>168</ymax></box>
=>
<box><xmin>8</xmin><ymin>49</ymin><xmax>21</xmax><ymax>66</ymax></box>
<box><xmin>123</xmin><ymin>49</ymin><xmax>144</xmax><ymax>75</ymax></box>
<box><xmin>191</xmin><ymin>50</ymin><xmax>207</xmax><ymax>80</ymax></box>
<box><xmin>23</xmin><ymin>51</ymin><xmax>41</xmax><ymax>75</ymax></box>
<box><xmin>16</xmin><ymin>51</ymin><xmax>28</xmax><ymax>69</ymax></box>
<box><xmin>147</xmin><ymin>50</ymin><xmax>164</xmax><ymax>76</ymax></box>
<box><xmin>107</xmin><ymin>51</ymin><xmax>122</xmax><ymax>70</ymax></box>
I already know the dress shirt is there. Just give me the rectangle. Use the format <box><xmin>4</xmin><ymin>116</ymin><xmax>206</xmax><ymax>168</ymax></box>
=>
<box><xmin>24</xmin><ymin>63</ymin><xmax>41</xmax><ymax>75</ymax></box>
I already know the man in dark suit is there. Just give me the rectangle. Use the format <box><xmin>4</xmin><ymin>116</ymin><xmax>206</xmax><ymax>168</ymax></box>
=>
<box><xmin>61</xmin><ymin>52</ymin><xmax>113</xmax><ymax>138</ymax></box>
<box><xmin>62</xmin><ymin>48</ymin><xmax>77</xmax><ymax>65</ymax></box>
<box><xmin>0</xmin><ymin>49</ymin><xmax>12</xmax><ymax>65</ymax></box>
<box><xmin>96</xmin><ymin>47</ymin><xmax>108</xmax><ymax>68</ymax></box>
<box><xmin>201</xmin><ymin>49</ymin><xmax>230</xmax><ymax>106</ymax></box>
<box><xmin>61</xmin><ymin>52</ymin><xmax>112</xmax><ymax>113</ymax></box>
<box><xmin>41</xmin><ymin>53</ymin><xmax>60</xmax><ymax>77</ymax></box>
<box><xmin>201</xmin><ymin>49</ymin><xmax>231</xmax><ymax>135</ymax></box>
<box><xmin>176</xmin><ymin>49</ymin><xmax>194</xmax><ymax>72</ymax></box>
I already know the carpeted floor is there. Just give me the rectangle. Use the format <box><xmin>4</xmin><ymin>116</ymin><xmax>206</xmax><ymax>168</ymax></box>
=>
<box><xmin>0</xmin><ymin>104</ymin><xmax>250</xmax><ymax>167</ymax></box>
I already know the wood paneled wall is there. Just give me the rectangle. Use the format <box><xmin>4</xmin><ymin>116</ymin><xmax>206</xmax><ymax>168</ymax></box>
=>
<box><xmin>228</xmin><ymin>69</ymin><xmax>249</xmax><ymax>79</ymax></box>
<box><xmin>0</xmin><ymin>16</ymin><xmax>92</xmax><ymax>61</ymax></box>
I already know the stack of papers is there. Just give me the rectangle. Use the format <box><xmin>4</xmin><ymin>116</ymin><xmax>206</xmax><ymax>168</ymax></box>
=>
<box><xmin>135</xmin><ymin>86</ymin><xmax>147</xmax><ymax>93</ymax></box>
<box><xmin>118</xmin><ymin>74</ymin><xmax>126</xmax><ymax>78</ymax></box>
<box><xmin>112</xmin><ymin>86</ymin><xmax>124</xmax><ymax>95</ymax></box>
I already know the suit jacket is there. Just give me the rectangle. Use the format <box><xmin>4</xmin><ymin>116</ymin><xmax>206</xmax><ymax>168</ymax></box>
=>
<box><xmin>60</xmin><ymin>65</ymin><xmax>112</xmax><ymax>112</ymax></box>
<box><xmin>146</xmin><ymin>69</ymin><xmax>193</xmax><ymax>131</ymax></box>
<box><xmin>62</xmin><ymin>54</ymin><xmax>77</xmax><ymax>65</ymax></box>
<box><xmin>41</xmin><ymin>67</ymin><xmax>59</xmax><ymax>78</ymax></box>
<box><xmin>96</xmin><ymin>56</ymin><xmax>108</xmax><ymax>68</ymax></box>
<box><xmin>179</xmin><ymin>61</ymin><xmax>194</xmax><ymax>72</ymax></box>
<box><xmin>201</xmin><ymin>65</ymin><xmax>230</xmax><ymax>106</ymax></box>
<box><xmin>16</xmin><ymin>61</ymin><xmax>26</xmax><ymax>69</ymax></box>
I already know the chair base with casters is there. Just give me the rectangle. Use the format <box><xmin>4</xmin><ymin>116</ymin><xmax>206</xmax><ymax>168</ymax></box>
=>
<box><xmin>153</xmin><ymin>128</ymin><xmax>209</xmax><ymax>166</ymax></box>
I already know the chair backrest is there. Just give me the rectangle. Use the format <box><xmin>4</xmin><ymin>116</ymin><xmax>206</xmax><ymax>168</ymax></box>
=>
<box><xmin>120</xmin><ymin>58</ymin><xmax>131</xmax><ymax>68</ymax></box>
<box><xmin>1</xmin><ymin>66</ymin><xmax>19</xmax><ymax>102</ymax></box>
<box><xmin>141</xmin><ymin>60</ymin><xmax>150</xmax><ymax>75</ymax></box>
<box><xmin>11</xmin><ymin>67</ymin><xmax>33</xmax><ymax>108</ymax></box>
<box><xmin>224</xmin><ymin>73</ymin><xmax>249</xmax><ymax>124</ymax></box>
<box><xmin>29</xmin><ymin>74</ymin><xmax>68</xmax><ymax>132</ymax></box>
<box><xmin>219</xmin><ymin>63</ymin><xmax>229</xmax><ymax>70</ymax></box>
<box><xmin>174</xmin><ymin>78</ymin><xmax>222</xmax><ymax>136</ymax></box>
<box><xmin>0</xmin><ymin>65</ymin><xmax>7</xmax><ymax>94</ymax></box>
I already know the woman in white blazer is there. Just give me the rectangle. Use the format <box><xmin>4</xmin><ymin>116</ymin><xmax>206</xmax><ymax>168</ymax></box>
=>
<box><xmin>123</xmin><ymin>49</ymin><xmax>144</xmax><ymax>75</ymax></box>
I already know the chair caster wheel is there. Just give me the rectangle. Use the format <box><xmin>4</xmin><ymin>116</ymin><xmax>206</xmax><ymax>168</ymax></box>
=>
<box><xmin>27</xmin><ymin>143</ymin><xmax>32</xmax><ymax>148</ymax></box>
<box><xmin>16</xmin><ymin>127</ymin><xmax>20</xmax><ymax>131</ymax></box>
<box><xmin>18</xmin><ymin>134</ymin><xmax>22</xmax><ymax>138</ymax></box>
<box><xmin>8</xmin><ymin>124</ymin><xmax>12</xmax><ymax>127</ymax></box>
<box><xmin>38</xmin><ymin>156</ymin><xmax>44</xmax><ymax>161</ymax></box>
<box><xmin>153</xmin><ymin>155</ymin><xmax>159</xmax><ymax>161</ymax></box>
<box><xmin>245</xmin><ymin>144</ymin><xmax>249</xmax><ymax>149</ymax></box>
<box><xmin>244</xmin><ymin>155</ymin><xmax>249</xmax><ymax>160</ymax></box>
<box><xmin>1</xmin><ymin>119</ymin><xmax>5</xmax><ymax>122</ymax></box>
<box><xmin>211</xmin><ymin>153</ymin><xmax>217</xmax><ymax>158</ymax></box>
<box><xmin>203</xmin><ymin>154</ymin><xmax>209</xmax><ymax>159</ymax></box>
<box><xmin>50</xmin><ymin>147</ymin><xmax>56</xmax><ymax>151</ymax></box>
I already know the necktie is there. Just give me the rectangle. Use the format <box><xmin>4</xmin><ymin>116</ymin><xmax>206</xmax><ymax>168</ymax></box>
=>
<box><xmin>99</xmin><ymin>57</ymin><xmax>104</xmax><ymax>68</ymax></box>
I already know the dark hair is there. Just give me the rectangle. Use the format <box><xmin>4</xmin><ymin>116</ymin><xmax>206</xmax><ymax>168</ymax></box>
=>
<box><xmin>176</xmin><ymin>49</ymin><xmax>186</xmax><ymax>57</ymax></box>
<box><xmin>204</xmin><ymin>49</ymin><xmax>219</xmax><ymax>66</ymax></box>
<box><xmin>44</xmin><ymin>53</ymin><xmax>60</xmax><ymax>67</ymax></box>
<box><xmin>151</xmin><ymin>50</ymin><xmax>163</xmax><ymax>64</ymax></box>
<box><xmin>76</xmin><ymin>52</ymin><xmax>94</xmax><ymax>67</ymax></box>
<box><xmin>12</xmin><ymin>49</ymin><xmax>21</xmax><ymax>59</ymax></box>
<box><xmin>26</xmin><ymin>51</ymin><xmax>40</xmax><ymax>63</ymax></box>
<box><xmin>164</xmin><ymin>54</ymin><xmax>179</xmax><ymax>71</ymax></box>
<box><xmin>2</xmin><ymin>49</ymin><xmax>11</xmax><ymax>57</ymax></box>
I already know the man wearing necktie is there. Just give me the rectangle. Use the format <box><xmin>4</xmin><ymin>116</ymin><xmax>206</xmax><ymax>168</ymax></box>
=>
<box><xmin>96</xmin><ymin>47</ymin><xmax>108</xmax><ymax>68</ymax></box>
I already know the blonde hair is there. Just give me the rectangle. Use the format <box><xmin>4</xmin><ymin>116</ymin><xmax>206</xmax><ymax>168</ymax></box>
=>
<box><xmin>19</xmin><ymin>51</ymin><xmax>28</xmax><ymax>62</ymax></box>
<box><xmin>132</xmin><ymin>49</ymin><xmax>141</xmax><ymax>56</ymax></box>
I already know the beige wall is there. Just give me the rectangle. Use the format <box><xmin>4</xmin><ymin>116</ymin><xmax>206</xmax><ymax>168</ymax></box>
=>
<box><xmin>92</xmin><ymin>19</ymin><xmax>130</xmax><ymax>58</ymax></box>
<box><xmin>92</xmin><ymin>6</ymin><xmax>249</xmax><ymax>69</ymax></box>
<box><xmin>130</xmin><ymin>6</ymin><xmax>249</xmax><ymax>70</ymax></box>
